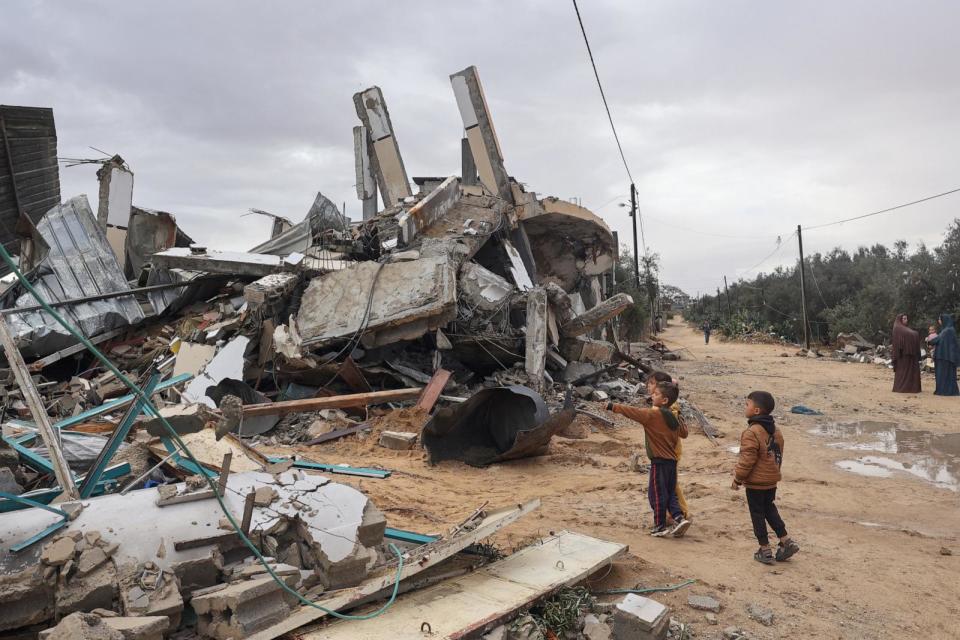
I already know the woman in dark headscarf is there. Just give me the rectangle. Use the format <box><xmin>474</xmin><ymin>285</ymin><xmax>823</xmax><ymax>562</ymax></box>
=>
<box><xmin>931</xmin><ymin>314</ymin><xmax>960</xmax><ymax>396</ymax></box>
<box><xmin>891</xmin><ymin>314</ymin><xmax>922</xmax><ymax>393</ymax></box>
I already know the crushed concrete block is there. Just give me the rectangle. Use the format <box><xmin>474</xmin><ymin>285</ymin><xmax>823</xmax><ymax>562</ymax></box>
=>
<box><xmin>357</xmin><ymin>501</ymin><xmax>387</xmax><ymax>548</ymax></box>
<box><xmin>0</xmin><ymin>568</ymin><xmax>55</xmax><ymax>632</ymax></box>
<box><xmin>170</xmin><ymin>551</ymin><xmax>223</xmax><ymax>596</ymax></box>
<box><xmin>590</xmin><ymin>390</ymin><xmax>609</xmax><ymax>402</ymax></box>
<box><xmin>142</xmin><ymin>403</ymin><xmax>217</xmax><ymax>437</ymax></box>
<box><xmin>100</xmin><ymin>616</ymin><xmax>169</xmax><ymax>640</ymax></box>
<box><xmin>583</xmin><ymin>613</ymin><xmax>613</xmax><ymax>640</ymax></box>
<box><xmin>192</xmin><ymin>576</ymin><xmax>290</xmax><ymax>640</ymax></box>
<box><xmin>56</xmin><ymin>561</ymin><xmax>118</xmax><ymax>618</ymax></box>
<box><xmin>378</xmin><ymin>430</ymin><xmax>418</xmax><ymax>450</ymax></box>
<box><xmin>120</xmin><ymin>571</ymin><xmax>182</xmax><ymax>629</ymax></box>
<box><xmin>562</xmin><ymin>361</ymin><xmax>597</xmax><ymax>382</ymax></box>
<box><xmin>39</xmin><ymin>612</ymin><xmax>124</xmax><ymax>640</ymax></box>
<box><xmin>687</xmin><ymin>594</ymin><xmax>722</xmax><ymax>613</ymax></box>
<box><xmin>574</xmin><ymin>385</ymin><xmax>595</xmax><ymax>399</ymax></box>
<box><xmin>41</xmin><ymin>537</ymin><xmax>77</xmax><ymax>567</ymax></box>
<box><xmin>613</xmin><ymin>594</ymin><xmax>669</xmax><ymax>640</ymax></box>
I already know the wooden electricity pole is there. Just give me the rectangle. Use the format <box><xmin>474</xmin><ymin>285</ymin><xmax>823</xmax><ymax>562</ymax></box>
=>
<box><xmin>723</xmin><ymin>276</ymin><xmax>732</xmax><ymax>318</ymax></box>
<box><xmin>797</xmin><ymin>224</ymin><xmax>810</xmax><ymax>350</ymax></box>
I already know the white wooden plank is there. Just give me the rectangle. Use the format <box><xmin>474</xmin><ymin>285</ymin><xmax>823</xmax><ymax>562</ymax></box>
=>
<box><xmin>301</xmin><ymin>531</ymin><xmax>627</xmax><ymax>640</ymax></box>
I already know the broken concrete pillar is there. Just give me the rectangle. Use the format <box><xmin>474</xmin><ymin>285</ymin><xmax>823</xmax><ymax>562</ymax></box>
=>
<box><xmin>612</xmin><ymin>594</ymin><xmax>669</xmax><ymax>640</ymax></box>
<box><xmin>192</xmin><ymin>577</ymin><xmax>291</xmax><ymax>639</ymax></box>
<box><xmin>397</xmin><ymin>176</ymin><xmax>461</xmax><ymax>245</ymax></box>
<box><xmin>545</xmin><ymin>282</ymin><xmax>576</xmax><ymax>326</ymax></box>
<box><xmin>525</xmin><ymin>287</ymin><xmax>548</xmax><ymax>390</ymax></box>
<box><xmin>560</xmin><ymin>293</ymin><xmax>634</xmax><ymax>338</ymax></box>
<box><xmin>96</xmin><ymin>156</ymin><xmax>134</xmax><ymax>264</ymax></box>
<box><xmin>450</xmin><ymin>66</ymin><xmax>512</xmax><ymax>203</ymax></box>
<box><xmin>353</xmin><ymin>87</ymin><xmax>412</xmax><ymax>207</ymax></box>
<box><xmin>354</xmin><ymin>125</ymin><xmax>379</xmax><ymax>220</ymax></box>
<box><xmin>243</xmin><ymin>272</ymin><xmax>299</xmax><ymax>308</ymax></box>
<box><xmin>461</xmin><ymin>137</ymin><xmax>477</xmax><ymax>186</ymax></box>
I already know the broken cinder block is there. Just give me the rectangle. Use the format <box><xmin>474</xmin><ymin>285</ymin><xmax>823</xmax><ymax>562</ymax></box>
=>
<box><xmin>612</xmin><ymin>594</ymin><xmax>669</xmax><ymax>640</ymax></box>
<box><xmin>378</xmin><ymin>430</ymin><xmax>419</xmax><ymax>450</ymax></box>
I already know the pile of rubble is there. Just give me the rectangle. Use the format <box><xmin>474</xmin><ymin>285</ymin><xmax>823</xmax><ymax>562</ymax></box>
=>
<box><xmin>0</xmin><ymin>67</ymin><xmax>675</xmax><ymax>639</ymax></box>
<box><xmin>798</xmin><ymin>332</ymin><xmax>936</xmax><ymax>372</ymax></box>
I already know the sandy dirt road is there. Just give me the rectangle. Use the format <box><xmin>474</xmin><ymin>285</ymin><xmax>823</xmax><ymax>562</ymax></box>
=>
<box><xmin>289</xmin><ymin>323</ymin><xmax>960</xmax><ymax>639</ymax></box>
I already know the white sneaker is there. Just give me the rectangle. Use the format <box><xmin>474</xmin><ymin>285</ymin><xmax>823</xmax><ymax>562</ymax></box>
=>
<box><xmin>671</xmin><ymin>518</ymin><xmax>691</xmax><ymax>537</ymax></box>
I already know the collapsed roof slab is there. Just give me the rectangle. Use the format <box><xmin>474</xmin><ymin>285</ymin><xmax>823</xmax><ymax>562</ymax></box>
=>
<box><xmin>151</xmin><ymin>247</ymin><xmax>294</xmax><ymax>278</ymax></box>
<box><xmin>297</xmin><ymin>255</ymin><xmax>457</xmax><ymax>349</ymax></box>
<box><xmin>353</xmin><ymin>87</ymin><xmax>412</xmax><ymax>208</ymax></box>
<box><xmin>521</xmin><ymin>197</ymin><xmax>616</xmax><ymax>292</ymax></box>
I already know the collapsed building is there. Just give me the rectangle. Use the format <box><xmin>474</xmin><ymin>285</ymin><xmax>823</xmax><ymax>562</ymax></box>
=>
<box><xmin>0</xmin><ymin>67</ymin><xmax>660</xmax><ymax>639</ymax></box>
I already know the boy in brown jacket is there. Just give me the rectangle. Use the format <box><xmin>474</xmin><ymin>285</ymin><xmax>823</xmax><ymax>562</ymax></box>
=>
<box><xmin>607</xmin><ymin>382</ymin><xmax>691</xmax><ymax>537</ymax></box>
<box><xmin>645</xmin><ymin>371</ymin><xmax>689</xmax><ymax>521</ymax></box>
<box><xmin>732</xmin><ymin>391</ymin><xmax>800</xmax><ymax>564</ymax></box>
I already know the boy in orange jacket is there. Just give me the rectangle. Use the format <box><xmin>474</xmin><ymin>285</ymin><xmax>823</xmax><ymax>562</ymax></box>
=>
<box><xmin>732</xmin><ymin>391</ymin><xmax>800</xmax><ymax>564</ymax></box>
<box><xmin>607</xmin><ymin>382</ymin><xmax>691</xmax><ymax>537</ymax></box>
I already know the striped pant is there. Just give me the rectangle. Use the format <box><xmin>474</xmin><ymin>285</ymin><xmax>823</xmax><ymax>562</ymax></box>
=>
<box><xmin>649</xmin><ymin>459</ymin><xmax>683</xmax><ymax>527</ymax></box>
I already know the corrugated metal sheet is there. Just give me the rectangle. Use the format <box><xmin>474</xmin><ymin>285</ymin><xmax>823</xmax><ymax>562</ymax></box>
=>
<box><xmin>2</xmin><ymin>195</ymin><xmax>144</xmax><ymax>358</ymax></box>
<box><xmin>0</xmin><ymin>105</ymin><xmax>61</xmax><ymax>272</ymax></box>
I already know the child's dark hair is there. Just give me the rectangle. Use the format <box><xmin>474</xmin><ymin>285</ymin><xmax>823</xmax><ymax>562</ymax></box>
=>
<box><xmin>657</xmin><ymin>381</ymin><xmax>680</xmax><ymax>405</ymax></box>
<box><xmin>747</xmin><ymin>390</ymin><xmax>775</xmax><ymax>414</ymax></box>
<box><xmin>648</xmin><ymin>371</ymin><xmax>672</xmax><ymax>384</ymax></box>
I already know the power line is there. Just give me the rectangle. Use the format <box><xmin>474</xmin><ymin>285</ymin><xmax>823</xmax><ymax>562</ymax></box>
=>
<box><xmin>571</xmin><ymin>0</ymin><xmax>634</xmax><ymax>185</ymax></box>
<box><xmin>804</xmin><ymin>186</ymin><xmax>960</xmax><ymax>230</ymax></box>
<box><xmin>741</xmin><ymin>231</ymin><xmax>796</xmax><ymax>276</ymax></box>
<box><xmin>644</xmin><ymin>214</ymin><xmax>779</xmax><ymax>240</ymax></box>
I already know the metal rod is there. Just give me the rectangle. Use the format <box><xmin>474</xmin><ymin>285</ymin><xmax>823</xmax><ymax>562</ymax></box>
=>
<box><xmin>119</xmin><ymin>450</ymin><xmax>179</xmax><ymax>495</ymax></box>
<box><xmin>2</xmin><ymin>275</ymin><xmax>226</xmax><ymax>316</ymax></box>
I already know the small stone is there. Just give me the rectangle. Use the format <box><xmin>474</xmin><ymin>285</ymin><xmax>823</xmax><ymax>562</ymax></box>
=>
<box><xmin>687</xmin><ymin>594</ymin><xmax>722</xmax><ymax>613</ymax></box>
<box><xmin>590</xmin><ymin>389</ymin><xmax>610</xmax><ymax>402</ymax></box>
<box><xmin>42</xmin><ymin>537</ymin><xmax>77</xmax><ymax>566</ymax></box>
<box><xmin>91</xmin><ymin>608</ymin><xmax>119</xmax><ymax>618</ymax></box>
<box><xmin>583</xmin><ymin>614</ymin><xmax>612</xmax><ymax>640</ymax></box>
<box><xmin>705</xmin><ymin>612</ymin><xmax>718</xmax><ymax>625</ymax></box>
<box><xmin>723</xmin><ymin>626</ymin><xmax>748</xmax><ymax>640</ymax></box>
<box><xmin>940</xmin><ymin>547</ymin><xmax>953</xmax><ymax>556</ymax></box>
<box><xmin>84</xmin><ymin>530</ymin><xmax>102</xmax><ymax>546</ymax></box>
<box><xmin>746</xmin><ymin>602</ymin><xmax>774</xmax><ymax>626</ymax></box>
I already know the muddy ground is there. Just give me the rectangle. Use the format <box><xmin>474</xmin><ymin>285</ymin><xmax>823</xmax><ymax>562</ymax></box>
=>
<box><xmin>277</xmin><ymin>323</ymin><xmax>959</xmax><ymax>639</ymax></box>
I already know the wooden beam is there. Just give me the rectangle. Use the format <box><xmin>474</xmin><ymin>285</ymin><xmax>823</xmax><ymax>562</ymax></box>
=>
<box><xmin>242</xmin><ymin>387</ymin><xmax>423</xmax><ymax>418</ymax></box>
<box><xmin>415</xmin><ymin>368</ymin><xmax>451</xmax><ymax>412</ymax></box>
<box><xmin>0</xmin><ymin>315</ymin><xmax>79</xmax><ymax>500</ymax></box>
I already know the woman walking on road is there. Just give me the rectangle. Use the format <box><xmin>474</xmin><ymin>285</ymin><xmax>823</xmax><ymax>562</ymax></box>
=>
<box><xmin>931</xmin><ymin>313</ymin><xmax>960</xmax><ymax>396</ymax></box>
<box><xmin>891</xmin><ymin>314</ymin><xmax>922</xmax><ymax>393</ymax></box>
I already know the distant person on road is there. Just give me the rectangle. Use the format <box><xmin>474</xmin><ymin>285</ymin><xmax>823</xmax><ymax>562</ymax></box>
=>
<box><xmin>606</xmin><ymin>382</ymin><xmax>691</xmax><ymax>538</ymax></box>
<box><xmin>931</xmin><ymin>314</ymin><xmax>960</xmax><ymax>396</ymax></box>
<box><xmin>702</xmin><ymin>320</ymin><xmax>712</xmax><ymax>345</ymax></box>
<box><xmin>732</xmin><ymin>391</ymin><xmax>799</xmax><ymax>565</ymax></box>
<box><xmin>891</xmin><ymin>313</ymin><xmax>922</xmax><ymax>393</ymax></box>
<box><xmin>645</xmin><ymin>371</ymin><xmax>690</xmax><ymax>523</ymax></box>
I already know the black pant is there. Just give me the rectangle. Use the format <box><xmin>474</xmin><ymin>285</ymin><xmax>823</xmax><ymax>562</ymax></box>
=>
<box><xmin>745</xmin><ymin>487</ymin><xmax>787</xmax><ymax>546</ymax></box>
<box><xmin>704</xmin><ymin>332</ymin><xmax>710</xmax><ymax>344</ymax></box>
<box><xmin>649</xmin><ymin>459</ymin><xmax>683</xmax><ymax>527</ymax></box>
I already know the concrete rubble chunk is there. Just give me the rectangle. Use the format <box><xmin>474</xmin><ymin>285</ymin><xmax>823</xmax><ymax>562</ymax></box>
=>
<box><xmin>192</xmin><ymin>576</ymin><xmax>291</xmax><ymax>640</ymax></box>
<box><xmin>41</xmin><ymin>537</ymin><xmax>77</xmax><ymax>567</ymax></box>
<box><xmin>253</xmin><ymin>486</ymin><xmax>279</xmax><ymax>507</ymax></box>
<box><xmin>0</xmin><ymin>568</ymin><xmax>55</xmax><ymax>631</ymax></box>
<box><xmin>378</xmin><ymin>430</ymin><xmax>419</xmax><ymax>450</ymax></box>
<box><xmin>0</xmin><ymin>467</ymin><xmax>22</xmax><ymax>495</ymax></box>
<box><xmin>613</xmin><ymin>594</ymin><xmax>669</xmax><ymax>640</ymax></box>
<box><xmin>583</xmin><ymin>613</ymin><xmax>613</xmax><ymax>640</ymax></box>
<box><xmin>142</xmin><ymin>403</ymin><xmax>219</xmax><ymax>436</ymax></box>
<box><xmin>100</xmin><ymin>616</ymin><xmax>169</xmax><ymax>640</ymax></box>
<box><xmin>76</xmin><ymin>547</ymin><xmax>109</xmax><ymax>577</ymax></box>
<box><xmin>459</xmin><ymin>262</ymin><xmax>515</xmax><ymax>311</ymax></box>
<box><xmin>39</xmin><ymin>612</ymin><xmax>125</xmax><ymax>640</ymax></box>
<box><xmin>560</xmin><ymin>293</ymin><xmax>634</xmax><ymax>338</ymax></box>
<box><xmin>746</xmin><ymin>602</ymin><xmax>775</xmax><ymax>626</ymax></box>
<box><xmin>56</xmin><ymin>561</ymin><xmax>118</xmax><ymax>618</ymax></box>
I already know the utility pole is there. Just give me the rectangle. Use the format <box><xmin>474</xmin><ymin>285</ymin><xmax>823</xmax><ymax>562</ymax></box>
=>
<box><xmin>723</xmin><ymin>276</ymin><xmax>732</xmax><ymax>318</ymax></box>
<box><xmin>629</xmin><ymin>183</ymin><xmax>640</xmax><ymax>289</ymax></box>
<box><xmin>716</xmin><ymin>287</ymin><xmax>721</xmax><ymax>316</ymax></box>
<box><xmin>797</xmin><ymin>224</ymin><xmax>810</xmax><ymax>350</ymax></box>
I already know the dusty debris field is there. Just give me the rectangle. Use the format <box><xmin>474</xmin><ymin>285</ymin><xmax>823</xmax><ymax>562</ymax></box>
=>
<box><xmin>269</xmin><ymin>324</ymin><xmax>960</xmax><ymax>640</ymax></box>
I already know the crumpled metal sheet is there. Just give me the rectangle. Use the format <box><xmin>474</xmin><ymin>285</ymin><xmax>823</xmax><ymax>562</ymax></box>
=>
<box><xmin>30</xmin><ymin>431</ymin><xmax>130</xmax><ymax>473</ymax></box>
<box><xmin>1</xmin><ymin>195</ymin><xmax>144</xmax><ymax>358</ymax></box>
<box><xmin>250</xmin><ymin>192</ymin><xmax>349</xmax><ymax>256</ymax></box>
<box><xmin>421</xmin><ymin>385</ymin><xmax>575</xmax><ymax>466</ymax></box>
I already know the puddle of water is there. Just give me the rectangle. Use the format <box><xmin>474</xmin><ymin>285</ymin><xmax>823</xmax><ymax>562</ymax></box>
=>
<box><xmin>813</xmin><ymin>421</ymin><xmax>960</xmax><ymax>491</ymax></box>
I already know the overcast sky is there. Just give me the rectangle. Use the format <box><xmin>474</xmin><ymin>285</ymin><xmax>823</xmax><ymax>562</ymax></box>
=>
<box><xmin>3</xmin><ymin>1</ymin><xmax>959</xmax><ymax>295</ymax></box>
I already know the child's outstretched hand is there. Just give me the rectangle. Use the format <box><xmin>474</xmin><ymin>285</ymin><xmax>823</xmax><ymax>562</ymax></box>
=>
<box><xmin>730</xmin><ymin>479</ymin><xmax>742</xmax><ymax>491</ymax></box>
